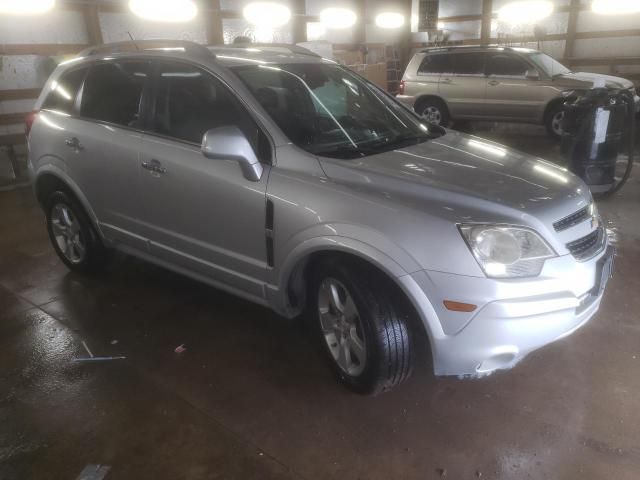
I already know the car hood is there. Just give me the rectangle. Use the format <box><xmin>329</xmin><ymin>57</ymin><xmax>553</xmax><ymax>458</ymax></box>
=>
<box><xmin>555</xmin><ymin>71</ymin><xmax>634</xmax><ymax>90</ymax></box>
<box><xmin>318</xmin><ymin>130</ymin><xmax>590</xmax><ymax>222</ymax></box>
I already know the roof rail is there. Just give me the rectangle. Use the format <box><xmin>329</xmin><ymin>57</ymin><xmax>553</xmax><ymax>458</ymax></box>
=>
<box><xmin>79</xmin><ymin>40</ymin><xmax>214</xmax><ymax>59</ymax></box>
<box><xmin>420</xmin><ymin>44</ymin><xmax>518</xmax><ymax>53</ymax></box>
<box><xmin>223</xmin><ymin>43</ymin><xmax>321</xmax><ymax>57</ymax></box>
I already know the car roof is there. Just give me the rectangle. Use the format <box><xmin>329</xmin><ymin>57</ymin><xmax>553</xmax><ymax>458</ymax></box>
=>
<box><xmin>209</xmin><ymin>45</ymin><xmax>331</xmax><ymax>67</ymax></box>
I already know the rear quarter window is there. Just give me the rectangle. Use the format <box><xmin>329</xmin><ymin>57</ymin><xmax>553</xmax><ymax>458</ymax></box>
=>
<box><xmin>41</xmin><ymin>67</ymin><xmax>88</xmax><ymax>114</ymax></box>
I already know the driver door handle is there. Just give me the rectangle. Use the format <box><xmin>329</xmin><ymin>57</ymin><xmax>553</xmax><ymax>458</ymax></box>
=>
<box><xmin>488</xmin><ymin>80</ymin><xmax>500</xmax><ymax>86</ymax></box>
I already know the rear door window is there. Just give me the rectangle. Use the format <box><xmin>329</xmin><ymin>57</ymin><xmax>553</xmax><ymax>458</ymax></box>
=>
<box><xmin>487</xmin><ymin>54</ymin><xmax>529</xmax><ymax>77</ymax></box>
<box><xmin>418</xmin><ymin>54</ymin><xmax>451</xmax><ymax>75</ymax></box>
<box><xmin>42</xmin><ymin>67</ymin><xmax>88</xmax><ymax>114</ymax></box>
<box><xmin>80</xmin><ymin>61</ymin><xmax>150</xmax><ymax>128</ymax></box>
<box><xmin>450</xmin><ymin>52</ymin><xmax>486</xmax><ymax>75</ymax></box>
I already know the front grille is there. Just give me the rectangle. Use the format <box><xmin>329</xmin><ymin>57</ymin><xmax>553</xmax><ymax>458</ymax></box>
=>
<box><xmin>566</xmin><ymin>227</ymin><xmax>605</xmax><ymax>261</ymax></box>
<box><xmin>553</xmin><ymin>206</ymin><xmax>590</xmax><ymax>232</ymax></box>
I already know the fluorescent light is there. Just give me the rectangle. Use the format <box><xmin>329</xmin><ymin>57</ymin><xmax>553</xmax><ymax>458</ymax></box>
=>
<box><xmin>592</xmin><ymin>0</ymin><xmax>640</xmax><ymax>14</ymax></box>
<box><xmin>129</xmin><ymin>0</ymin><xmax>197</xmax><ymax>23</ymax></box>
<box><xmin>0</xmin><ymin>0</ymin><xmax>54</xmax><ymax>14</ymax></box>
<box><xmin>243</xmin><ymin>2</ymin><xmax>291</xmax><ymax>28</ymax></box>
<box><xmin>375</xmin><ymin>12</ymin><xmax>405</xmax><ymax>29</ymax></box>
<box><xmin>497</xmin><ymin>1</ymin><xmax>553</xmax><ymax>25</ymax></box>
<box><xmin>319</xmin><ymin>7</ymin><xmax>356</xmax><ymax>29</ymax></box>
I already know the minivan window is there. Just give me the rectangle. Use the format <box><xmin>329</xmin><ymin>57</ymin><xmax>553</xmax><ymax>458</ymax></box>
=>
<box><xmin>234</xmin><ymin>63</ymin><xmax>443</xmax><ymax>160</ymax></box>
<box><xmin>418</xmin><ymin>54</ymin><xmax>451</xmax><ymax>75</ymax></box>
<box><xmin>150</xmin><ymin>62</ymin><xmax>265</xmax><ymax>154</ymax></box>
<box><xmin>81</xmin><ymin>61</ymin><xmax>150</xmax><ymax>128</ymax></box>
<box><xmin>42</xmin><ymin>67</ymin><xmax>87</xmax><ymax>114</ymax></box>
<box><xmin>487</xmin><ymin>54</ymin><xmax>529</xmax><ymax>77</ymax></box>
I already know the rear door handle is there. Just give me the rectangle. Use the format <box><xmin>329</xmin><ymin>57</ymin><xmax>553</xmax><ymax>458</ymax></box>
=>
<box><xmin>441</xmin><ymin>78</ymin><xmax>452</xmax><ymax>84</ymax></box>
<box><xmin>142</xmin><ymin>159</ymin><xmax>167</xmax><ymax>176</ymax></box>
<box><xmin>488</xmin><ymin>80</ymin><xmax>500</xmax><ymax>86</ymax></box>
<box><xmin>65</xmin><ymin>137</ymin><xmax>83</xmax><ymax>150</ymax></box>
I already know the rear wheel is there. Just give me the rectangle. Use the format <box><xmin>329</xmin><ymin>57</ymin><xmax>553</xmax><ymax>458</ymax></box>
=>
<box><xmin>309</xmin><ymin>259</ymin><xmax>412</xmax><ymax>395</ymax></box>
<box><xmin>415</xmin><ymin>98</ymin><xmax>450</xmax><ymax>127</ymax></box>
<box><xmin>45</xmin><ymin>190</ymin><xmax>109</xmax><ymax>274</ymax></box>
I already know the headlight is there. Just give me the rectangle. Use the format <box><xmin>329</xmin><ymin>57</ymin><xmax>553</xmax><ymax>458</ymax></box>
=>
<box><xmin>459</xmin><ymin>225</ymin><xmax>556</xmax><ymax>278</ymax></box>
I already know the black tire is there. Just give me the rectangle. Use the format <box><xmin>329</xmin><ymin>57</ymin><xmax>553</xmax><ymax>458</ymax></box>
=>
<box><xmin>45</xmin><ymin>190</ymin><xmax>109</xmax><ymax>274</ymax></box>
<box><xmin>309</xmin><ymin>259</ymin><xmax>412</xmax><ymax>395</ymax></box>
<box><xmin>415</xmin><ymin>98</ymin><xmax>450</xmax><ymax>127</ymax></box>
<box><xmin>545</xmin><ymin>103</ymin><xmax>565</xmax><ymax>139</ymax></box>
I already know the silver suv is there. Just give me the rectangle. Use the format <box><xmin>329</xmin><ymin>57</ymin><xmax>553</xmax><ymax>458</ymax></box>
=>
<box><xmin>28</xmin><ymin>41</ymin><xmax>614</xmax><ymax>394</ymax></box>
<box><xmin>398</xmin><ymin>45</ymin><xmax>640</xmax><ymax>138</ymax></box>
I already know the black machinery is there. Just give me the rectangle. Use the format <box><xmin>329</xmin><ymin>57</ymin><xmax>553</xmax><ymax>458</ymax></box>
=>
<box><xmin>561</xmin><ymin>86</ymin><xmax>636</xmax><ymax>196</ymax></box>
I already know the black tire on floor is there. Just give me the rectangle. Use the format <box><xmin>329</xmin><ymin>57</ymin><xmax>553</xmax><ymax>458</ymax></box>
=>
<box><xmin>545</xmin><ymin>102</ymin><xmax>565</xmax><ymax>140</ymax></box>
<box><xmin>309</xmin><ymin>258</ymin><xmax>413</xmax><ymax>395</ymax></box>
<box><xmin>45</xmin><ymin>190</ymin><xmax>109</xmax><ymax>274</ymax></box>
<box><xmin>415</xmin><ymin>97</ymin><xmax>450</xmax><ymax>127</ymax></box>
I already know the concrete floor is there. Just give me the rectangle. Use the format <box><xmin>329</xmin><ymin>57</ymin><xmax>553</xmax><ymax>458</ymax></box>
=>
<box><xmin>1</xmin><ymin>124</ymin><xmax>640</xmax><ymax>480</ymax></box>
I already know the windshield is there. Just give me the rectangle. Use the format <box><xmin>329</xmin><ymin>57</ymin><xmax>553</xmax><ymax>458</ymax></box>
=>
<box><xmin>232</xmin><ymin>63</ymin><xmax>443</xmax><ymax>159</ymax></box>
<box><xmin>527</xmin><ymin>52</ymin><xmax>571</xmax><ymax>77</ymax></box>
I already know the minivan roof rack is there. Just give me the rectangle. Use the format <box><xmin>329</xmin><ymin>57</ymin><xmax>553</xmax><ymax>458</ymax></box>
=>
<box><xmin>79</xmin><ymin>40</ymin><xmax>215</xmax><ymax>59</ymax></box>
<box><xmin>221</xmin><ymin>43</ymin><xmax>321</xmax><ymax>57</ymax></box>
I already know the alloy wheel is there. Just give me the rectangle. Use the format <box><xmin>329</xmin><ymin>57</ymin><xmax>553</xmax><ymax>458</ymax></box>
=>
<box><xmin>50</xmin><ymin>203</ymin><xmax>86</xmax><ymax>264</ymax></box>
<box><xmin>421</xmin><ymin>106</ymin><xmax>442</xmax><ymax>125</ymax></box>
<box><xmin>551</xmin><ymin>111</ymin><xmax>565</xmax><ymax>137</ymax></box>
<box><xmin>317</xmin><ymin>278</ymin><xmax>367</xmax><ymax>376</ymax></box>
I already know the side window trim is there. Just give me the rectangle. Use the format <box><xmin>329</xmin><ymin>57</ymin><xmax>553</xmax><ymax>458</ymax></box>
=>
<box><xmin>145</xmin><ymin>59</ymin><xmax>274</xmax><ymax>165</ymax></box>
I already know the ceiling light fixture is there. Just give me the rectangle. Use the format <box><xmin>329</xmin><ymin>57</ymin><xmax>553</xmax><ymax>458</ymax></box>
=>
<box><xmin>375</xmin><ymin>12</ymin><xmax>405</xmax><ymax>29</ymax></box>
<box><xmin>592</xmin><ymin>0</ymin><xmax>640</xmax><ymax>14</ymax></box>
<box><xmin>497</xmin><ymin>1</ymin><xmax>554</xmax><ymax>25</ymax></box>
<box><xmin>319</xmin><ymin>7</ymin><xmax>357</xmax><ymax>29</ymax></box>
<box><xmin>0</xmin><ymin>0</ymin><xmax>54</xmax><ymax>14</ymax></box>
<box><xmin>129</xmin><ymin>0</ymin><xmax>197</xmax><ymax>22</ymax></box>
<box><xmin>243</xmin><ymin>2</ymin><xmax>291</xmax><ymax>28</ymax></box>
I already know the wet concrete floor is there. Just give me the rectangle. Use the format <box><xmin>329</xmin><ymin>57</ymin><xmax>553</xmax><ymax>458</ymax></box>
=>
<box><xmin>1</xmin><ymin>124</ymin><xmax>640</xmax><ymax>479</ymax></box>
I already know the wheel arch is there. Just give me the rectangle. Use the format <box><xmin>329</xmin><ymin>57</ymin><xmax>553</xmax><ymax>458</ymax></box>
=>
<box><xmin>542</xmin><ymin>96</ymin><xmax>566</xmax><ymax>125</ymax></box>
<box><xmin>273</xmin><ymin>239</ymin><xmax>432</xmax><ymax>347</ymax></box>
<box><xmin>414</xmin><ymin>94</ymin><xmax>450</xmax><ymax>116</ymax></box>
<box><xmin>34</xmin><ymin>166</ymin><xmax>104</xmax><ymax>240</ymax></box>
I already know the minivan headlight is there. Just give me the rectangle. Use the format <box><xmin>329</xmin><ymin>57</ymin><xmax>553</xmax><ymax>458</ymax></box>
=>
<box><xmin>459</xmin><ymin>224</ymin><xmax>556</xmax><ymax>278</ymax></box>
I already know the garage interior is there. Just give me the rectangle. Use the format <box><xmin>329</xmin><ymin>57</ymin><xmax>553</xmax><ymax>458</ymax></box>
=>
<box><xmin>1</xmin><ymin>0</ymin><xmax>640</xmax><ymax>479</ymax></box>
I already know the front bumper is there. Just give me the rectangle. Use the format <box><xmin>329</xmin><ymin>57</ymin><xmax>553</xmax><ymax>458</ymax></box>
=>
<box><xmin>399</xmin><ymin>244</ymin><xmax>614</xmax><ymax>377</ymax></box>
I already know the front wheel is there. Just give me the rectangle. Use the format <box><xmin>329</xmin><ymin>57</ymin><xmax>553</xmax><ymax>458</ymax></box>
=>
<box><xmin>545</xmin><ymin>105</ymin><xmax>565</xmax><ymax>139</ymax></box>
<box><xmin>309</xmin><ymin>259</ymin><xmax>413</xmax><ymax>395</ymax></box>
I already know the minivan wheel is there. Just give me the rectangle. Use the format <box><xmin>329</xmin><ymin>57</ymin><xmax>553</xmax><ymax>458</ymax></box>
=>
<box><xmin>309</xmin><ymin>260</ymin><xmax>412</xmax><ymax>395</ymax></box>
<box><xmin>45</xmin><ymin>191</ymin><xmax>109</xmax><ymax>274</ymax></box>
<box><xmin>416</xmin><ymin>99</ymin><xmax>449</xmax><ymax>127</ymax></box>
<box><xmin>546</xmin><ymin>106</ymin><xmax>565</xmax><ymax>139</ymax></box>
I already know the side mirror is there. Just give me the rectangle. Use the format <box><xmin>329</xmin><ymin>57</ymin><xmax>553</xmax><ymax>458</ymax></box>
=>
<box><xmin>201</xmin><ymin>126</ymin><xmax>263</xmax><ymax>182</ymax></box>
<box><xmin>525</xmin><ymin>69</ymin><xmax>540</xmax><ymax>80</ymax></box>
